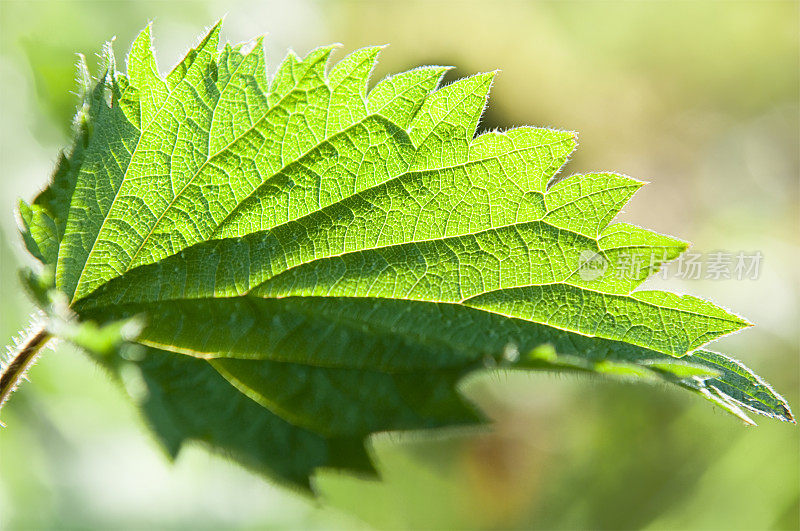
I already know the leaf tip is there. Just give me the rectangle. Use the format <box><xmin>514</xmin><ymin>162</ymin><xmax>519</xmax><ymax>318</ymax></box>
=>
<box><xmin>210</xmin><ymin>17</ymin><xmax>225</xmax><ymax>32</ymax></box>
<box><xmin>482</xmin><ymin>69</ymin><xmax>501</xmax><ymax>82</ymax></box>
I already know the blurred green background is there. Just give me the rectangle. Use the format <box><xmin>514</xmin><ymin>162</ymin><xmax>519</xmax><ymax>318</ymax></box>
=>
<box><xmin>0</xmin><ymin>1</ymin><xmax>797</xmax><ymax>529</ymax></box>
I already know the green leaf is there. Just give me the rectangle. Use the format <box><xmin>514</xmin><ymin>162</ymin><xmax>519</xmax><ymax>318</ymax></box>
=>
<box><xmin>14</xmin><ymin>22</ymin><xmax>793</xmax><ymax>489</ymax></box>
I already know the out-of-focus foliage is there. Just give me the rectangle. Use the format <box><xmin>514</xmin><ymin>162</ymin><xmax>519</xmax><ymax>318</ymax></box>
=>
<box><xmin>1</xmin><ymin>1</ymin><xmax>797</xmax><ymax>529</ymax></box>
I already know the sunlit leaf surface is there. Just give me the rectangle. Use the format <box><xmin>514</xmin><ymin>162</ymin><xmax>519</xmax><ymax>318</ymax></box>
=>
<box><xmin>17</xmin><ymin>22</ymin><xmax>793</xmax><ymax>488</ymax></box>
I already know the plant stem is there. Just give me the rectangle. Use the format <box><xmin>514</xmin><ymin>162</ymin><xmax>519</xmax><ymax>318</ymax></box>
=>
<box><xmin>0</xmin><ymin>324</ymin><xmax>51</xmax><ymax>413</ymax></box>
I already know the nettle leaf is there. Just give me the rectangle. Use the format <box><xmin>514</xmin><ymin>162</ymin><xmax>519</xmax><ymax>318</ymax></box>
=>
<box><xmin>13</xmin><ymin>22</ymin><xmax>793</xmax><ymax>489</ymax></box>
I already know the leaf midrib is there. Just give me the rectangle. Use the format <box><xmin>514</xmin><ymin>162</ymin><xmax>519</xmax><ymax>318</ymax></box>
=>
<box><xmin>78</xmin><ymin>277</ymin><xmax>746</xmax><ymax>375</ymax></box>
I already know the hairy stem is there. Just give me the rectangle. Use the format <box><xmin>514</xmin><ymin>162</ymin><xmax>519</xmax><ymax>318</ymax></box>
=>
<box><xmin>0</xmin><ymin>324</ymin><xmax>51</xmax><ymax>413</ymax></box>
